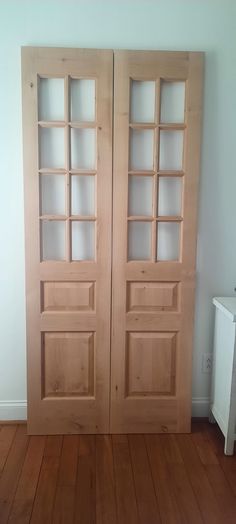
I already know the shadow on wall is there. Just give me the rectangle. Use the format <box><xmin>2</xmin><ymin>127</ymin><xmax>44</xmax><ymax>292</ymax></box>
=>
<box><xmin>193</xmin><ymin>49</ymin><xmax>236</xmax><ymax>399</ymax></box>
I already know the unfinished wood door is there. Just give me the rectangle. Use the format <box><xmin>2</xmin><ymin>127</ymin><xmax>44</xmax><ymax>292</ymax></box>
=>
<box><xmin>111</xmin><ymin>51</ymin><xmax>203</xmax><ymax>433</ymax></box>
<box><xmin>22</xmin><ymin>47</ymin><xmax>113</xmax><ymax>434</ymax></box>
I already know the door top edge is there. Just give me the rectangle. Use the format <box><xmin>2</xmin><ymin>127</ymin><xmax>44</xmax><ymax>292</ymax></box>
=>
<box><xmin>21</xmin><ymin>47</ymin><xmax>204</xmax><ymax>58</ymax></box>
<box><xmin>21</xmin><ymin>46</ymin><xmax>114</xmax><ymax>60</ymax></box>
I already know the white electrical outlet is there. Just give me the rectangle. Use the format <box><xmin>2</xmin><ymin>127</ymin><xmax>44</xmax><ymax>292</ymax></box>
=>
<box><xmin>202</xmin><ymin>353</ymin><xmax>212</xmax><ymax>373</ymax></box>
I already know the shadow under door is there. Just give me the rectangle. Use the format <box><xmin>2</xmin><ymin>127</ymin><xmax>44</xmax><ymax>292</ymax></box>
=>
<box><xmin>22</xmin><ymin>47</ymin><xmax>203</xmax><ymax>434</ymax></box>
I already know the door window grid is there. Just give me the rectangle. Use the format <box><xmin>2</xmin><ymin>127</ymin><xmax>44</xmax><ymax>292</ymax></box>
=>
<box><xmin>128</xmin><ymin>78</ymin><xmax>185</xmax><ymax>262</ymax></box>
<box><xmin>38</xmin><ymin>75</ymin><xmax>97</xmax><ymax>261</ymax></box>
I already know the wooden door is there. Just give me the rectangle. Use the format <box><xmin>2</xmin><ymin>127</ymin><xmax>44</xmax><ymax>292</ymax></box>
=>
<box><xmin>111</xmin><ymin>51</ymin><xmax>203</xmax><ymax>433</ymax></box>
<box><xmin>22</xmin><ymin>47</ymin><xmax>113</xmax><ymax>434</ymax></box>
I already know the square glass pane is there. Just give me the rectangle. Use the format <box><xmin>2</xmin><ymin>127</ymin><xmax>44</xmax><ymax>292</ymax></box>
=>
<box><xmin>70</xmin><ymin>79</ymin><xmax>96</xmax><ymax>122</ymax></box>
<box><xmin>72</xmin><ymin>221</ymin><xmax>95</xmax><ymax>260</ymax></box>
<box><xmin>38</xmin><ymin>78</ymin><xmax>64</xmax><ymax>121</ymax></box>
<box><xmin>128</xmin><ymin>221</ymin><xmax>152</xmax><ymax>260</ymax></box>
<box><xmin>158</xmin><ymin>177</ymin><xmax>182</xmax><ymax>216</ymax></box>
<box><xmin>71</xmin><ymin>128</ymin><xmax>96</xmax><ymax>170</ymax></box>
<box><xmin>157</xmin><ymin>222</ymin><xmax>180</xmax><ymax>261</ymax></box>
<box><xmin>71</xmin><ymin>175</ymin><xmax>95</xmax><ymax>216</ymax></box>
<box><xmin>40</xmin><ymin>175</ymin><xmax>65</xmax><ymax>215</ymax></box>
<box><xmin>42</xmin><ymin>220</ymin><xmax>65</xmax><ymax>260</ymax></box>
<box><xmin>159</xmin><ymin>130</ymin><xmax>184</xmax><ymax>171</ymax></box>
<box><xmin>129</xmin><ymin>129</ymin><xmax>154</xmax><ymax>171</ymax></box>
<box><xmin>39</xmin><ymin>127</ymin><xmax>65</xmax><ymax>169</ymax></box>
<box><xmin>130</xmin><ymin>81</ymin><xmax>156</xmax><ymax>123</ymax></box>
<box><xmin>128</xmin><ymin>176</ymin><xmax>153</xmax><ymax>216</ymax></box>
<box><xmin>160</xmin><ymin>81</ymin><xmax>185</xmax><ymax>124</ymax></box>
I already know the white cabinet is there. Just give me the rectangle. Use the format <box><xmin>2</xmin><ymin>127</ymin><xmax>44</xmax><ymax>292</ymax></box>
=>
<box><xmin>210</xmin><ymin>297</ymin><xmax>236</xmax><ymax>455</ymax></box>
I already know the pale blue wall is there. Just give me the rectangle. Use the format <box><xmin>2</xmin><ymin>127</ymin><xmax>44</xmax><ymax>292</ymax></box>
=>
<box><xmin>0</xmin><ymin>0</ymin><xmax>235</xmax><ymax>417</ymax></box>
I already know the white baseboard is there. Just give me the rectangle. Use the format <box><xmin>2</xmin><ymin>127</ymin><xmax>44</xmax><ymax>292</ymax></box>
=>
<box><xmin>0</xmin><ymin>401</ymin><xmax>27</xmax><ymax>421</ymax></box>
<box><xmin>192</xmin><ymin>397</ymin><xmax>210</xmax><ymax>417</ymax></box>
<box><xmin>0</xmin><ymin>398</ymin><xmax>210</xmax><ymax>422</ymax></box>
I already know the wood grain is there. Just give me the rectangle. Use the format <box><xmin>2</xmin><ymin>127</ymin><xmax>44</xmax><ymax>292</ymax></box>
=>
<box><xmin>129</xmin><ymin>434</ymin><xmax>161</xmax><ymax>524</ymax></box>
<box><xmin>176</xmin><ymin>433</ymin><xmax>223</xmax><ymax>523</ymax></box>
<box><xmin>30</xmin><ymin>436</ymin><xmax>63</xmax><ymax>524</ymax></box>
<box><xmin>0</xmin><ymin>426</ymin><xmax>29</xmax><ymax>523</ymax></box>
<box><xmin>162</xmin><ymin>434</ymin><xmax>203</xmax><ymax>523</ymax></box>
<box><xmin>96</xmin><ymin>435</ymin><xmax>117</xmax><ymax>524</ymax></box>
<box><xmin>111</xmin><ymin>50</ymin><xmax>204</xmax><ymax>433</ymax></box>
<box><xmin>145</xmin><ymin>434</ymin><xmax>183</xmax><ymax>523</ymax></box>
<box><xmin>74</xmin><ymin>435</ymin><xmax>96</xmax><ymax>524</ymax></box>
<box><xmin>202</xmin><ymin>422</ymin><xmax>236</xmax><ymax>521</ymax></box>
<box><xmin>0</xmin><ymin>422</ymin><xmax>235</xmax><ymax>523</ymax></box>
<box><xmin>112</xmin><ymin>435</ymin><xmax>139</xmax><ymax>524</ymax></box>
<box><xmin>52</xmin><ymin>436</ymin><xmax>79</xmax><ymax>524</ymax></box>
<box><xmin>8</xmin><ymin>436</ymin><xmax>46</xmax><ymax>524</ymax></box>
<box><xmin>0</xmin><ymin>425</ymin><xmax>17</xmax><ymax>475</ymax></box>
<box><xmin>22</xmin><ymin>47</ymin><xmax>113</xmax><ymax>435</ymax></box>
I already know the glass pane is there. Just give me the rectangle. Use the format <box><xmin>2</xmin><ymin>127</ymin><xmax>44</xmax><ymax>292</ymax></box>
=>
<box><xmin>158</xmin><ymin>177</ymin><xmax>182</xmax><ymax>216</ymax></box>
<box><xmin>71</xmin><ymin>128</ymin><xmax>96</xmax><ymax>170</ymax></box>
<box><xmin>40</xmin><ymin>175</ymin><xmax>65</xmax><ymax>215</ymax></box>
<box><xmin>128</xmin><ymin>221</ymin><xmax>152</xmax><ymax>260</ymax></box>
<box><xmin>160</xmin><ymin>81</ymin><xmax>185</xmax><ymax>123</ymax></box>
<box><xmin>157</xmin><ymin>222</ymin><xmax>180</xmax><ymax>261</ymax></box>
<box><xmin>130</xmin><ymin>129</ymin><xmax>154</xmax><ymax>171</ymax></box>
<box><xmin>71</xmin><ymin>175</ymin><xmax>95</xmax><ymax>216</ymax></box>
<box><xmin>38</xmin><ymin>78</ymin><xmax>64</xmax><ymax>121</ymax></box>
<box><xmin>70</xmin><ymin>79</ymin><xmax>95</xmax><ymax>122</ymax></box>
<box><xmin>42</xmin><ymin>220</ymin><xmax>65</xmax><ymax>260</ymax></box>
<box><xmin>159</xmin><ymin>130</ymin><xmax>183</xmax><ymax>171</ymax></box>
<box><xmin>128</xmin><ymin>176</ymin><xmax>153</xmax><ymax>216</ymax></box>
<box><xmin>130</xmin><ymin>81</ymin><xmax>156</xmax><ymax>123</ymax></box>
<box><xmin>72</xmin><ymin>221</ymin><xmax>95</xmax><ymax>260</ymax></box>
<box><xmin>39</xmin><ymin>127</ymin><xmax>65</xmax><ymax>169</ymax></box>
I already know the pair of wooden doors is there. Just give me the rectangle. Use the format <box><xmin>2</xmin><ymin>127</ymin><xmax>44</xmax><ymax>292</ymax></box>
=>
<box><xmin>22</xmin><ymin>47</ymin><xmax>203</xmax><ymax>435</ymax></box>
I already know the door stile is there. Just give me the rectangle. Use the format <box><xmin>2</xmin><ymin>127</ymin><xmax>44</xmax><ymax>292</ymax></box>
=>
<box><xmin>177</xmin><ymin>53</ymin><xmax>204</xmax><ymax>429</ymax></box>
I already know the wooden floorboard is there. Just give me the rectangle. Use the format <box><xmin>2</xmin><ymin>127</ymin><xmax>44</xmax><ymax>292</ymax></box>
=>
<box><xmin>145</xmin><ymin>434</ymin><xmax>183</xmax><ymax>524</ymax></box>
<box><xmin>0</xmin><ymin>425</ymin><xmax>18</xmax><ymax>475</ymax></box>
<box><xmin>0</xmin><ymin>425</ymin><xmax>29</xmax><ymax>524</ymax></box>
<box><xmin>30</xmin><ymin>436</ymin><xmax>63</xmax><ymax>524</ymax></box>
<box><xmin>202</xmin><ymin>422</ymin><xmax>236</xmax><ymax>521</ymax></box>
<box><xmin>8</xmin><ymin>435</ymin><xmax>46</xmax><ymax>524</ymax></box>
<box><xmin>176</xmin><ymin>433</ymin><xmax>223</xmax><ymax>523</ymax></box>
<box><xmin>52</xmin><ymin>435</ymin><xmax>79</xmax><ymax>524</ymax></box>
<box><xmin>96</xmin><ymin>435</ymin><xmax>117</xmax><ymax>524</ymax></box>
<box><xmin>129</xmin><ymin>434</ymin><xmax>161</xmax><ymax>524</ymax></box>
<box><xmin>161</xmin><ymin>434</ymin><xmax>203</xmax><ymax>523</ymax></box>
<box><xmin>112</xmin><ymin>435</ymin><xmax>139</xmax><ymax>524</ymax></box>
<box><xmin>0</xmin><ymin>422</ymin><xmax>235</xmax><ymax>523</ymax></box>
<box><xmin>74</xmin><ymin>435</ymin><xmax>96</xmax><ymax>524</ymax></box>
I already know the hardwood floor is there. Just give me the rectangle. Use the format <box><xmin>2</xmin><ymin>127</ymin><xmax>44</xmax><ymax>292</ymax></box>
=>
<box><xmin>0</xmin><ymin>422</ymin><xmax>236</xmax><ymax>523</ymax></box>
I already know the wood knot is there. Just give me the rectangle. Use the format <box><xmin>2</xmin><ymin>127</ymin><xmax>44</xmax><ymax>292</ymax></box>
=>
<box><xmin>161</xmin><ymin>425</ymin><xmax>168</xmax><ymax>433</ymax></box>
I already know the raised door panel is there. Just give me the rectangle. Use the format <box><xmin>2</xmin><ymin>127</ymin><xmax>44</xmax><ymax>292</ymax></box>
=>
<box><xmin>126</xmin><ymin>332</ymin><xmax>176</xmax><ymax>396</ymax></box>
<box><xmin>127</xmin><ymin>281</ymin><xmax>179</xmax><ymax>311</ymax></box>
<box><xmin>43</xmin><ymin>282</ymin><xmax>95</xmax><ymax>311</ymax></box>
<box><xmin>43</xmin><ymin>332</ymin><xmax>94</xmax><ymax>397</ymax></box>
